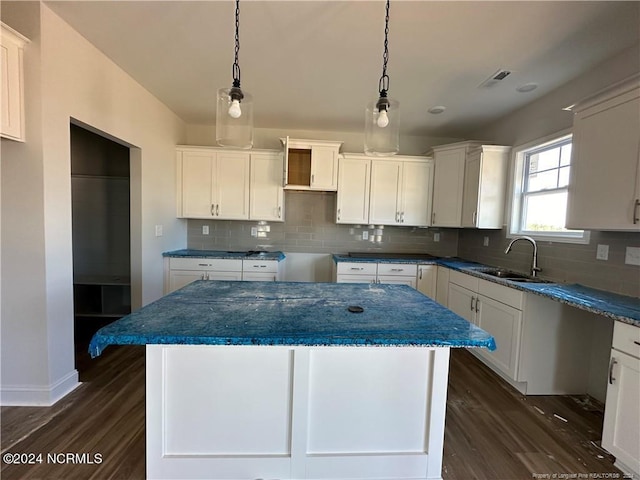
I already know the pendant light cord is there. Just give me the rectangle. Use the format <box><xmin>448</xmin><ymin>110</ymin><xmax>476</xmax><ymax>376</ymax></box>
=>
<box><xmin>378</xmin><ymin>0</ymin><xmax>390</xmax><ymax>97</ymax></box>
<box><xmin>232</xmin><ymin>0</ymin><xmax>241</xmax><ymax>88</ymax></box>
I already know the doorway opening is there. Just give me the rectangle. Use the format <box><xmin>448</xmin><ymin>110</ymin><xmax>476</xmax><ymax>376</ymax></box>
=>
<box><xmin>70</xmin><ymin>123</ymin><xmax>131</xmax><ymax>375</ymax></box>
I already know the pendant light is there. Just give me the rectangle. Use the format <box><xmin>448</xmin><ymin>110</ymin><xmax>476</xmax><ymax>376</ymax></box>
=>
<box><xmin>216</xmin><ymin>0</ymin><xmax>253</xmax><ymax>149</ymax></box>
<box><xmin>364</xmin><ymin>0</ymin><xmax>399</xmax><ymax>156</ymax></box>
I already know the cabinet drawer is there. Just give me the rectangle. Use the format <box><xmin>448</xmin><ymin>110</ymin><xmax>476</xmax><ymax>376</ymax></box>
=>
<box><xmin>449</xmin><ymin>270</ymin><xmax>479</xmax><ymax>292</ymax></box>
<box><xmin>170</xmin><ymin>257</ymin><xmax>242</xmax><ymax>272</ymax></box>
<box><xmin>377</xmin><ymin>263</ymin><xmax>418</xmax><ymax>276</ymax></box>
<box><xmin>478</xmin><ymin>278</ymin><xmax>524</xmax><ymax>310</ymax></box>
<box><xmin>612</xmin><ymin>321</ymin><xmax>640</xmax><ymax>358</ymax></box>
<box><xmin>242</xmin><ymin>260</ymin><xmax>278</xmax><ymax>273</ymax></box>
<box><xmin>336</xmin><ymin>262</ymin><xmax>377</xmax><ymax>276</ymax></box>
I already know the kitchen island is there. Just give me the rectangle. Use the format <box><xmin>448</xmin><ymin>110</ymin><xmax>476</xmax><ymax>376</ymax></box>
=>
<box><xmin>90</xmin><ymin>280</ymin><xmax>495</xmax><ymax>480</ymax></box>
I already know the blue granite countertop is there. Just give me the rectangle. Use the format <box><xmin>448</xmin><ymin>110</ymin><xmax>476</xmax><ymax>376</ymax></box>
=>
<box><xmin>89</xmin><ymin>281</ymin><xmax>496</xmax><ymax>357</ymax></box>
<box><xmin>333</xmin><ymin>253</ymin><xmax>437</xmax><ymax>265</ymax></box>
<box><xmin>164</xmin><ymin>249</ymin><xmax>285</xmax><ymax>261</ymax></box>
<box><xmin>332</xmin><ymin>254</ymin><xmax>640</xmax><ymax>327</ymax></box>
<box><xmin>438</xmin><ymin>258</ymin><xmax>640</xmax><ymax>327</ymax></box>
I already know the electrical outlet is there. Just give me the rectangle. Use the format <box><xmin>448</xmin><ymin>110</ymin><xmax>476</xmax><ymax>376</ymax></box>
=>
<box><xmin>154</xmin><ymin>225</ymin><xmax>163</xmax><ymax>237</ymax></box>
<box><xmin>596</xmin><ymin>244</ymin><xmax>609</xmax><ymax>261</ymax></box>
<box><xmin>434</xmin><ymin>232</ymin><xmax>440</xmax><ymax>242</ymax></box>
<box><xmin>625</xmin><ymin>246</ymin><xmax>640</xmax><ymax>266</ymax></box>
<box><xmin>250</xmin><ymin>227</ymin><xmax>258</xmax><ymax>237</ymax></box>
<box><xmin>202</xmin><ymin>225</ymin><xmax>209</xmax><ymax>235</ymax></box>
<box><xmin>483</xmin><ymin>236</ymin><xmax>490</xmax><ymax>247</ymax></box>
<box><xmin>362</xmin><ymin>231</ymin><xmax>369</xmax><ymax>240</ymax></box>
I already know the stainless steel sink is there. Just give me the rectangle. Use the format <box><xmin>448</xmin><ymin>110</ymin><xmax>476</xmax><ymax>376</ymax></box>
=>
<box><xmin>480</xmin><ymin>268</ymin><xmax>550</xmax><ymax>283</ymax></box>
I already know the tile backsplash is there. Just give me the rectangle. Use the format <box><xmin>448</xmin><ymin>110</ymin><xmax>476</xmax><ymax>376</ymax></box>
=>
<box><xmin>186</xmin><ymin>191</ymin><xmax>639</xmax><ymax>297</ymax></box>
<box><xmin>187</xmin><ymin>190</ymin><xmax>458</xmax><ymax>257</ymax></box>
<box><xmin>458</xmin><ymin>229</ymin><xmax>640</xmax><ymax>297</ymax></box>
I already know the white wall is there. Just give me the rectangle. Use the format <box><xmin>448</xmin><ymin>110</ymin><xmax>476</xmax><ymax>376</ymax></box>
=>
<box><xmin>469</xmin><ymin>44</ymin><xmax>640</xmax><ymax>147</ymax></box>
<box><xmin>186</xmin><ymin>125</ymin><xmax>460</xmax><ymax>156</ymax></box>
<box><xmin>1</xmin><ymin>3</ymin><xmax>187</xmax><ymax>405</ymax></box>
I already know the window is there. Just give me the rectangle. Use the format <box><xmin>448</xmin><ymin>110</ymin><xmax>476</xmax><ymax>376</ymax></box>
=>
<box><xmin>510</xmin><ymin>132</ymin><xmax>589</xmax><ymax>243</ymax></box>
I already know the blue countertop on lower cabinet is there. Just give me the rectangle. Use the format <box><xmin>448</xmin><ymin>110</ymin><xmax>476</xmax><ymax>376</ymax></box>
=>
<box><xmin>89</xmin><ymin>280</ymin><xmax>496</xmax><ymax>357</ymax></box>
<box><xmin>163</xmin><ymin>249</ymin><xmax>285</xmax><ymax>261</ymax></box>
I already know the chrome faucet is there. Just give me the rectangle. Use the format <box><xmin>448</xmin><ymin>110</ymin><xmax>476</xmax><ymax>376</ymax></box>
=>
<box><xmin>505</xmin><ymin>236</ymin><xmax>542</xmax><ymax>277</ymax></box>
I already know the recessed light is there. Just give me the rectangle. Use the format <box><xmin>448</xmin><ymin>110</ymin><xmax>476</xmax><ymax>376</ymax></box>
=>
<box><xmin>428</xmin><ymin>106</ymin><xmax>446</xmax><ymax>114</ymax></box>
<box><xmin>516</xmin><ymin>83</ymin><xmax>538</xmax><ymax>93</ymax></box>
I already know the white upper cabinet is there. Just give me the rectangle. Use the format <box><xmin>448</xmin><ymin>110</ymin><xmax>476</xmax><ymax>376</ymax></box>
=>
<box><xmin>249</xmin><ymin>151</ymin><xmax>284</xmax><ymax>222</ymax></box>
<box><xmin>1</xmin><ymin>23</ymin><xmax>28</xmax><ymax>142</ymax></box>
<box><xmin>336</xmin><ymin>154</ymin><xmax>371</xmax><ymax>225</ymax></box>
<box><xmin>461</xmin><ymin>145</ymin><xmax>510</xmax><ymax>228</ymax></box>
<box><xmin>282</xmin><ymin>137</ymin><xmax>342</xmax><ymax>191</ymax></box>
<box><xmin>566</xmin><ymin>75</ymin><xmax>640</xmax><ymax>231</ymax></box>
<box><xmin>431</xmin><ymin>142</ymin><xmax>510</xmax><ymax>228</ymax></box>
<box><xmin>176</xmin><ymin>147</ymin><xmax>250</xmax><ymax>220</ymax></box>
<box><xmin>368</xmin><ymin>156</ymin><xmax>434</xmax><ymax>227</ymax></box>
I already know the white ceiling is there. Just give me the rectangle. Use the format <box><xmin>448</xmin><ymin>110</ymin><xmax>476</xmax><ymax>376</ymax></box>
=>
<box><xmin>44</xmin><ymin>1</ymin><xmax>640</xmax><ymax>138</ymax></box>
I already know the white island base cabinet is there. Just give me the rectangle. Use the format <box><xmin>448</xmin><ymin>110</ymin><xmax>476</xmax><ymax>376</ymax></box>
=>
<box><xmin>147</xmin><ymin>345</ymin><xmax>451</xmax><ymax>480</ymax></box>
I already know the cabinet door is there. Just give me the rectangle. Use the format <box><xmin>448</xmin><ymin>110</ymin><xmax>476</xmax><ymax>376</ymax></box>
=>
<box><xmin>400</xmin><ymin>161</ymin><xmax>433</xmax><ymax>226</ymax></box>
<box><xmin>602</xmin><ymin>350</ymin><xmax>640</xmax><ymax>472</ymax></box>
<box><xmin>369</xmin><ymin>160</ymin><xmax>402</xmax><ymax>224</ymax></box>
<box><xmin>435</xmin><ymin>266</ymin><xmax>450</xmax><ymax>306</ymax></box>
<box><xmin>181</xmin><ymin>151</ymin><xmax>215</xmax><ymax>218</ymax></box>
<box><xmin>336</xmin><ymin>156</ymin><xmax>371</xmax><ymax>224</ymax></box>
<box><xmin>1</xmin><ymin>25</ymin><xmax>27</xmax><ymax>142</ymax></box>
<box><xmin>250</xmin><ymin>153</ymin><xmax>284</xmax><ymax>221</ymax></box>
<box><xmin>311</xmin><ymin>145</ymin><xmax>338</xmax><ymax>190</ymax></box>
<box><xmin>447</xmin><ymin>283</ymin><xmax>476</xmax><ymax>324</ymax></box>
<box><xmin>215</xmin><ymin>152</ymin><xmax>250</xmax><ymax>220</ymax></box>
<box><xmin>207</xmin><ymin>271</ymin><xmax>243</xmax><ymax>281</ymax></box>
<box><xmin>335</xmin><ymin>274</ymin><xmax>377</xmax><ymax>284</ymax></box>
<box><xmin>417</xmin><ymin>265</ymin><xmax>436</xmax><ymax>300</ymax></box>
<box><xmin>169</xmin><ymin>270</ymin><xmax>207</xmax><ymax>293</ymax></box>
<box><xmin>432</xmin><ymin>148</ymin><xmax>465</xmax><ymax>227</ymax></box>
<box><xmin>566</xmin><ymin>88</ymin><xmax>640</xmax><ymax>230</ymax></box>
<box><xmin>461</xmin><ymin>150</ymin><xmax>481</xmax><ymax>227</ymax></box>
<box><xmin>475</xmin><ymin>295</ymin><xmax>522</xmax><ymax>379</ymax></box>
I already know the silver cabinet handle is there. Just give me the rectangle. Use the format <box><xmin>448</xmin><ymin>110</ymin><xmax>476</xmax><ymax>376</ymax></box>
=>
<box><xmin>609</xmin><ymin>357</ymin><xmax>618</xmax><ymax>384</ymax></box>
<box><xmin>473</xmin><ymin>211</ymin><xmax>477</xmax><ymax>226</ymax></box>
<box><xmin>634</xmin><ymin>199</ymin><xmax>639</xmax><ymax>224</ymax></box>
<box><xmin>311</xmin><ymin>174</ymin><xmax>315</xmax><ymax>185</ymax></box>
<box><xmin>390</xmin><ymin>268</ymin><xmax>404</xmax><ymax>272</ymax></box>
<box><xmin>470</xmin><ymin>297</ymin><xmax>475</xmax><ymax>311</ymax></box>
<box><xmin>337</xmin><ymin>208</ymin><xmax>341</xmax><ymax>221</ymax></box>
<box><xmin>419</xmin><ymin>268</ymin><xmax>423</xmax><ymax>280</ymax></box>
<box><xmin>211</xmin><ymin>204</ymin><xmax>214</xmax><ymax>216</ymax></box>
<box><xmin>475</xmin><ymin>298</ymin><xmax>480</xmax><ymax>313</ymax></box>
<box><xmin>198</xmin><ymin>263</ymin><xmax>208</xmax><ymax>266</ymax></box>
<box><xmin>350</xmin><ymin>267</ymin><xmax>364</xmax><ymax>271</ymax></box>
<box><xmin>216</xmin><ymin>204</ymin><xmax>219</xmax><ymax>216</ymax></box>
<box><xmin>432</xmin><ymin>212</ymin><xmax>436</xmax><ymax>224</ymax></box>
<box><xmin>278</xmin><ymin>206</ymin><xmax>282</xmax><ymax>218</ymax></box>
<box><xmin>200</xmin><ymin>273</ymin><xmax>205</xmax><ymax>280</ymax></box>
<box><xmin>400</xmin><ymin>212</ymin><xmax>405</xmax><ymax>223</ymax></box>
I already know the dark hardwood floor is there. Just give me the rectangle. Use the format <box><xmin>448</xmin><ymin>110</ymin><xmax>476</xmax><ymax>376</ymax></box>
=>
<box><xmin>1</xmin><ymin>347</ymin><xmax>621</xmax><ymax>480</ymax></box>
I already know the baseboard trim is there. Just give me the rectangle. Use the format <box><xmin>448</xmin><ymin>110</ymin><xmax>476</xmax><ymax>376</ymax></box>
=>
<box><xmin>1</xmin><ymin>369</ymin><xmax>80</xmax><ymax>406</ymax></box>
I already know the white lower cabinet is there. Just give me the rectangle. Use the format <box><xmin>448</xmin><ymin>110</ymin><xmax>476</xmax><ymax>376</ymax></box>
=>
<box><xmin>335</xmin><ymin>262</ymin><xmax>417</xmax><ymax>289</ymax></box>
<box><xmin>417</xmin><ymin>265</ymin><xmax>436</xmax><ymax>300</ymax></box>
<box><xmin>447</xmin><ymin>271</ymin><xmax>523</xmax><ymax>380</ymax></box>
<box><xmin>446</xmin><ymin>270</ymin><xmax>604</xmax><ymax>396</ymax></box>
<box><xmin>165</xmin><ymin>258</ymin><xmax>243</xmax><ymax>293</ymax></box>
<box><xmin>147</xmin><ymin>344</ymin><xmax>450</xmax><ymax>479</ymax></box>
<box><xmin>241</xmin><ymin>259</ymin><xmax>282</xmax><ymax>282</ymax></box>
<box><xmin>602</xmin><ymin>321</ymin><xmax>640</xmax><ymax>478</ymax></box>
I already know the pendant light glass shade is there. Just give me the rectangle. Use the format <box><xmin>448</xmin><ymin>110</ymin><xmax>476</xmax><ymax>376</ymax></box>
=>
<box><xmin>216</xmin><ymin>87</ymin><xmax>253</xmax><ymax>148</ymax></box>
<box><xmin>364</xmin><ymin>0</ymin><xmax>399</xmax><ymax>156</ymax></box>
<box><xmin>216</xmin><ymin>0</ymin><xmax>253</xmax><ymax>149</ymax></box>
<box><xmin>364</xmin><ymin>97</ymin><xmax>399</xmax><ymax>156</ymax></box>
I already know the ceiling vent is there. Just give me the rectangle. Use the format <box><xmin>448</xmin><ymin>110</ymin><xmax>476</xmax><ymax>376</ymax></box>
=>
<box><xmin>478</xmin><ymin>69</ymin><xmax>512</xmax><ymax>88</ymax></box>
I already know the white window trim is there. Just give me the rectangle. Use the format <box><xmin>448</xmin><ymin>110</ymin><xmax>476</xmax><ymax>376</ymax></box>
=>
<box><xmin>507</xmin><ymin>130</ymin><xmax>591</xmax><ymax>245</ymax></box>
